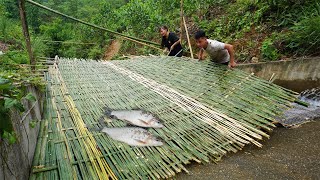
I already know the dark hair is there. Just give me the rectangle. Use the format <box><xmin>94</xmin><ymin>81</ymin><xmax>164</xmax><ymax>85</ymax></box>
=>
<box><xmin>159</xmin><ymin>26</ymin><xmax>168</xmax><ymax>32</ymax></box>
<box><xmin>195</xmin><ymin>30</ymin><xmax>206</xmax><ymax>39</ymax></box>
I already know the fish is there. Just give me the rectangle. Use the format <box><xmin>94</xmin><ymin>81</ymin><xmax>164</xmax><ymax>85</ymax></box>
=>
<box><xmin>104</xmin><ymin>109</ymin><xmax>164</xmax><ymax>128</ymax></box>
<box><xmin>101</xmin><ymin>127</ymin><xmax>164</xmax><ymax>146</ymax></box>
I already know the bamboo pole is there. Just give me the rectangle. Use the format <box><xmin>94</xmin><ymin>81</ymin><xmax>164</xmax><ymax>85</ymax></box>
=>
<box><xmin>18</xmin><ymin>0</ymin><xmax>36</xmax><ymax>71</ymax></box>
<box><xmin>118</xmin><ymin>37</ymin><xmax>163</xmax><ymax>52</ymax></box>
<box><xmin>180</xmin><ymin>0</ymin><xmax>184</xmax><ymax>41</ymax></box>
<box><xmin>41</xmin><ymin>40</ymin><xmax>97</xmax><ymax>45</ymax></box>
<box><xmin>183</xmin><ymin>16</ymin><xmax>194</xmax><ymax>59</ymax></box>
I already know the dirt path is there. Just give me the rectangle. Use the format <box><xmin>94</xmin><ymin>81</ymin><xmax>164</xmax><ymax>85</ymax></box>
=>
<box><xmin>103</xmin><ymin>39</ymin><xmax>121</xmax><ymax>60</ymax></box>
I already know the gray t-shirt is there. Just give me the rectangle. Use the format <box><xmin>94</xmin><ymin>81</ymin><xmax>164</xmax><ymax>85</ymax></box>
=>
<box><xmin>204</xmin><ymin>39</ymin><xmax>230</xmax><ymax>63</ymax></box>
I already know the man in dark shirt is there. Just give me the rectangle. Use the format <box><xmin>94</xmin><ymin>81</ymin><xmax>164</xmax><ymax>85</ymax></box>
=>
<box><xmin>159</xmin><ymin>26</ymin><xmax>183</xmax><ymax>57</ymax></box>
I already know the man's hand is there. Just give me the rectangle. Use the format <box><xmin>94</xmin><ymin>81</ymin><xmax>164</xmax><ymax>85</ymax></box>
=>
<box><xmin>228</xmin><ymin>61</ymin><xmax>237</xmax><ymax>68</ymax></box>
<box><xmin>170</xmin><ymin>45</ymin><xmax>174</xmax><ymax>51</ymax></box>
<box><xmin>224</xmin><ymin>44</ymin><xmax>236</xmax><ymax>68</ymax></box>
<box><xmin>163</xmin><ymin>48</ymin><xmax>169</xmax><ymax>54</ymax></box>
<box><xmin>198</xmin><ymin>49</ymin><xmax>204</xmax><ymax>61</ymax></box>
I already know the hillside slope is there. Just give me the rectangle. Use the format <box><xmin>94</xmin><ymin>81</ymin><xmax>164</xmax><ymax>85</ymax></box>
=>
<box><xmin>0</xmin><ymin>0</ymin><xmax>319</xmax><ymax>62</ymax></box>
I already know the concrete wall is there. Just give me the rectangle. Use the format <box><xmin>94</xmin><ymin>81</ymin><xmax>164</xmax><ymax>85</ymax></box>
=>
<box><xmin>0</xmin><ymin>86</ymin><xmax>43</xmax><ymax>180</ymax></box>
<box><xmin>238</xmin><ymin>57</ymin><xmax>320</xmax><ymax>92</ymax></box>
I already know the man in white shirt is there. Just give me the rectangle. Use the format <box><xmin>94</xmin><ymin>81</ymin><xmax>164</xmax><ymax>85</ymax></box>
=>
<box><xmin>195</xmin><ymin>30</ymin><xmax>236</xmax><ymax>68</ymax></box>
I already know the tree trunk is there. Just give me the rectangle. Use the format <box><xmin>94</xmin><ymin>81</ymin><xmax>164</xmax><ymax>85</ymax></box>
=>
<box><xmin>18</xmin><ymin>0</ymin><xmax>35</xmax><ymax>71</ymax></box>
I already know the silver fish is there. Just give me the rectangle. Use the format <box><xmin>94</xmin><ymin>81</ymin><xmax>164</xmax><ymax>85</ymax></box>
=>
<box><xmin>101</xmin><ymin>127</ymin><xmax>163</xmax><ymax>146</ymax></box>
<box><xmin>105</xmin><ymin>109</ymin><xmax>164</xmax><ymax>128</ymax></box>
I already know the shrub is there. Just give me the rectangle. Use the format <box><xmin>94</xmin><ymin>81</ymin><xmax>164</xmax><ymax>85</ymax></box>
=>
<box><xmin>261</xmin><ymin>38</ymin><xmax>280</xmax><ymax>61</ymax></box>
<box><xmin>282</xmin><ymin>16</ymin><xmax>320</xmax><ymax>56</ymax></box>
<box><xmin>0</xmin><ymin>51</ymin><xmax>29</xmax><ymax>64</ymax></box>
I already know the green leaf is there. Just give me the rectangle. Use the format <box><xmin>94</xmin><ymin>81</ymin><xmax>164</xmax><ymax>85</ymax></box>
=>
<box><xmin>14</xmin><ymin>102</ymin><xmax>25</xmax><ymax>112</ymax></box>
<box><xmin>8</xmin><ymin>133</ymin><xmax>16</xmax><ymax>144</ymax></box>
<box><xmin>4</xmin><ymin>98</ymin><xmax>18</xmax><ymax>109</ymax></box>
<box><xmin>2</xmin><ymin>131</ymin><xmax>17</xmax><ymax>144</ymax></box>
<box><xmin>25</xmin><ymin>93</ymin><xmax>36</xmax><ymax>102</ymax></box>
<box><xmin>4</xmin><ymin>98</ymin><xmax>25</xmax><ymax>112</ymax></box>
<box><xmin>0</xmin><ymin>77</ymin><xmax>11</xmax><ymax>90</ymax></box>
<box><xmin>2</xmin><ymin>131</ymin><xmax>9</xmax><ymax>139</ymax></box>
<box><xmin>0</xmin><ymin>77</ymin><xmax>10</xmax><ymax>85</ymax></box>
<box><xmin>29</xmin><ymin>120</ymin><xmax>38</xmax><ymax>128</ymax></box>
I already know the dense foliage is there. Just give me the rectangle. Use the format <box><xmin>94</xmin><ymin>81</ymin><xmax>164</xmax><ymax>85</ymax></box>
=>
<box><xmin>1</xmin><ymin>0</ymin><xmax>319</xmax><ymax>61</ymax></box>
<box><xmin>0</xmin><ymin>65</ymin><xmax>43</xmax><ymax>144</ymax></box>
<box><xmin>0</xmin><ymin>0</ymin><xmax>319</xmax><ymax>144</ymax></box>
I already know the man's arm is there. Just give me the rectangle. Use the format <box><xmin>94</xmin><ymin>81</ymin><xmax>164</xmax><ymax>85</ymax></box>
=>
<box><xmin>224</xmin><ymin>44</ymin><xmax>236</xmax><ymax>68</ymax></box>
<box><xmin>170</xmin><ymin>39</ymin><xmax>181</xmax><ymax>51</ymax></box>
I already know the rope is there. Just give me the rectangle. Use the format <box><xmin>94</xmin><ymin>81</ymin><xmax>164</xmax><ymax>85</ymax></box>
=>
<box><xmin>26</xmin><ymin>0</ymin><xmax>160</xmax><ymax>47</ymax></box>
<box><xmin>41</xmin><ymin>40</ymin><xmax>96</xmax><ymax>45</ymax></box>
<box><xmin>118</xmin><ymin>36</ymin><xmax>163</xmax><ymax>52</ymax></box>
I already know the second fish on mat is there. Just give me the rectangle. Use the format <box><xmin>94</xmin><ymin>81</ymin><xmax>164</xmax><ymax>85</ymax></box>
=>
<box><xmin>101</xmin><ymin>127</ymin><xmax>163</xmax><ymax>146</ymax></box>
<box><xmin>105</xmin><ymin>109</ymin><xmax>164</xmax><ymax>128</ymax></box>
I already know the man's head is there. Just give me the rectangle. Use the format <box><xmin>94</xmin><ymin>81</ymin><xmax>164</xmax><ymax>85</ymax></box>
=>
<box><xmin>195</xmin><ymin>30</ymin><xmax>208</xmax><ymax>49</ymax></box>
<box><xmin>159</xmin><ymin>26</ymin><xmax>168</xmax><ymax>37</ymax></box>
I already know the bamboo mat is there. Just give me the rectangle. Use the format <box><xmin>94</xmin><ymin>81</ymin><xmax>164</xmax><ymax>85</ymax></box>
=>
<box><xmin>30</xmin><ymin>56</ymin><xmax>298</xmax><ymax>179</ymax></box>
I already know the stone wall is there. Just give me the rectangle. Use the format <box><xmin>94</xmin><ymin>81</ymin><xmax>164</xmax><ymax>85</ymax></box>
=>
<box><xmin>0</xmin><ymin>86</ymin><xmax>43</xmax><ymax>180</ymax></box>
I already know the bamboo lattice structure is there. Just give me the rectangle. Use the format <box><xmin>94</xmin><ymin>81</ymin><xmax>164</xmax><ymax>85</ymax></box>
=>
<box><xmin>30</xmin><ymin>56</ymin><xmax>298</xmax><ymax>179</ymax></box>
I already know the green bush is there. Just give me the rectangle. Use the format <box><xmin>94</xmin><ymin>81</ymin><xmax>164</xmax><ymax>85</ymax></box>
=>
<box><xmin>0</xmin><ymin>51</ymin><xmax>29</xmax><ymax>64</ymax></box>
<box><xmin>31</xmin><ymin>36</ymin><xmax>49</xmax><ymax>58</ymax></box>
<box><xmin>0</xmin><ymin>16</ymin><xmax>23</xmax><ymax>43</ymax></box>
<box><xmin>261</xmin><ymin>38</ymin><xmax>280</xmax><ymax>61</ymax></box>
<box><xmin>88</xmin><ymin>45</ymin><xmax>103</xmax><ymax>59</ymax></box>
<box><xmin>282</xmin><ymin>16</ymin><xmax>320</xmax><ymax>56</ymax></box>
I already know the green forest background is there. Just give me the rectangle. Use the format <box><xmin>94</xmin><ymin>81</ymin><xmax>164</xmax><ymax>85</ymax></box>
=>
<box><xmin>1</xmin><ymin>0</ymin><xmax>320</xmax><ymax>63</ymax></box>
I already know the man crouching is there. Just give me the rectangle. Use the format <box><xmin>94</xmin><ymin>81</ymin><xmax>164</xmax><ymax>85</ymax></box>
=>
<box><xmin>195</xmin><ymin>30</ymin><xmax>236</xmax><ymax>68</ymax></box>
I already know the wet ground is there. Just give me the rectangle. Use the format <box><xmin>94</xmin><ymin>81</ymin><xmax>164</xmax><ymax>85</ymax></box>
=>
<box><xmin>177</xmin><ymin>120</ymin><xmax>320</xmax><ymax>180</ymax></box>
<box><xmin>273</xmin><ymin>79</ymin><xmax>320</xmax><ymax>93</ymax></box>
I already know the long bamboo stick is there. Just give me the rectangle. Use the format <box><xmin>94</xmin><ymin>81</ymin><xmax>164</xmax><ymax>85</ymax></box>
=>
<box><xmin>183</xmin><ymin>16</ymin><xmax>194</xmax><ymax>59</ymax></box>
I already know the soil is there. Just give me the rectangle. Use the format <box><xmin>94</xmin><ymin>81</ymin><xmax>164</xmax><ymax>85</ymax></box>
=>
<box><xmin>103</xmin><ymin>39</ymin><xmax>121</xmax><ymax>60</ymax></box>
<box><xmin>232</xmin><ymin>26</ymin><xmax>270</xmax><ymax>62</ymax></box>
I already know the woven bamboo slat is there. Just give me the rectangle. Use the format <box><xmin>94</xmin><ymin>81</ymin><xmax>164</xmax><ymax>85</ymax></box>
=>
<box><xmin>30</xmin><ymin>56</ymin><xmax>298</xmax><ymax>179</ymax></box>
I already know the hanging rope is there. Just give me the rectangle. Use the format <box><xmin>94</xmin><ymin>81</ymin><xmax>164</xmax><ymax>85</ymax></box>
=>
<box><xmin>41</xmin><ymin>40</ymin><xmax>96</xmax><ymax>45</ymax></box>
